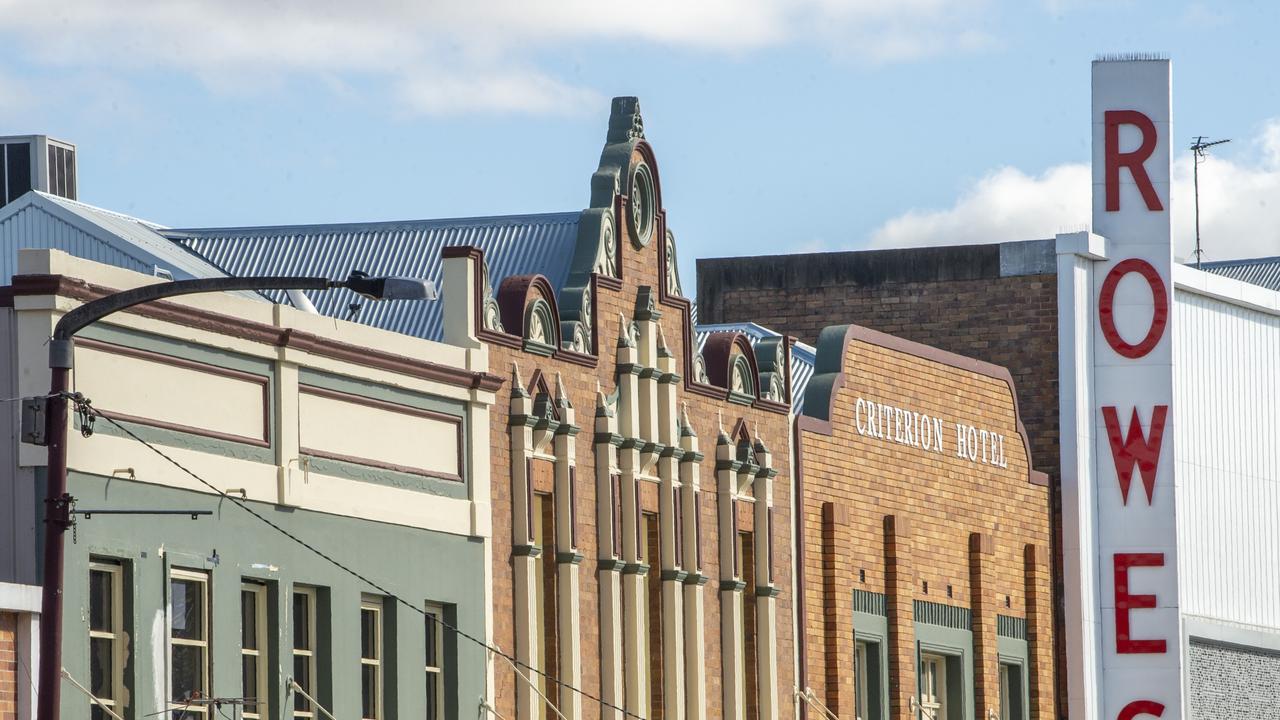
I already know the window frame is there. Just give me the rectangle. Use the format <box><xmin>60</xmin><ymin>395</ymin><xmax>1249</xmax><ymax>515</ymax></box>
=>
<box><xmin>241</xmin><ymin>581</ymin><xmax>269</xmax><ymax>720</ymax></box>
<box><xmin>424</xmin><ymin>603</ymin><xmax>445</xmax><ymax>720</ymax></box>
<box><xmin>89</xmin><ymin>559</ymin><xmax>127</xmax><ymax>717</ymax></box>
<box><xmin>360</xmin><ymin>596</ymin><xmax>384</xmax><ymax>720</ymax></box>
<box><xmin>292</xmin><ymin>587</ymin><xmax>319</xmax><ymax>719</ymax></box>
<box><xmin>169</xmin><ymin>567</ymin><xmax>211</xmax><ymax>716</ymax></box>
<box><xmin>919</xmin><ymin>652</ymin><xmax>948</xmax><ymax>720</ymax></box>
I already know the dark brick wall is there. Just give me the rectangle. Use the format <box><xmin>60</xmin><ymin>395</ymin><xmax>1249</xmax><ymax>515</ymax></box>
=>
<box><xmin>699</xmin><ymin>242</ymin><xmax>1067</xmax><ymax>719</ymax></box>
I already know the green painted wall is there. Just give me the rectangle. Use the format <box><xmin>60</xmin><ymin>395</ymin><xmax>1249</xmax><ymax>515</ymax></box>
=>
<box><xmin>60</xmin><ymin>471</ymin><xmax>486</xmax><ymax>720</ymax></box>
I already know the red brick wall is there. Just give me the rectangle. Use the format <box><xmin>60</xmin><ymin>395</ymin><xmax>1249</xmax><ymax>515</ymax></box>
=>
<box><xmin>0</xmin><ymin>612</ymin><xmax>17</xmax><ymax>720</ymax></box>
<box><xmin>485</xmin><ymin>158</ymin><xmax>795</xmax><ymax>719</ymax></box>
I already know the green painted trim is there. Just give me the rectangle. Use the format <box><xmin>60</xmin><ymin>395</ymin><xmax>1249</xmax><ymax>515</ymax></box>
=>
<box><xmin>660</xmin><ymin>569</ymin><xmax>689</xmax><ymax>582</ymax></box>
<box><xmin>755</xmin><ymin>585</ymin><xmax>781</xmax><ymax>598</ymax></box>
<box><xmin>85</xmin><ymin>415</ymin><xmax>276</xmax><ymax>463</ymax></box>
<box><xmin>682</xmin><ymin>572</ymin><xmax>709</xmax><ymax>586</ymax></box>
<box><xmin>622</xmin><ymin>563</ymin><xmax>649</xmax><ymax>576</ymax></box>
<box><xmin>852</xmin><ymin>607</ymin><xmax>890</xmax><ymax>720</ymax></box>
<box><xmin>727</xmin><ymin>391</ymin><xmax>754</xmax><ymax>406</ymax></box>
<box><xmin>914</xmin><ymin>621</ymin><xmax>976</xmax><ymax>720</ymax></box>
<box><xmin>521</xmin><ymin>339</ymin><xmax>556</xmax><ymax>357</ymax></box>
<box><xmin>719</xmin><ymin>579</ymin><xmax>746</xmax><ymax>592</ymax></box>
<box><xmin>301</xmin><ymin>455</ymin><xmax>468</xmax><ymax>500</ymax></box>
<box><xmin>556</xmin><ymin>551</ymin><xmax>584</xmax><ymax>565</ymax></box>
<box><xmin>82</xmin><ymin>323</ymin><xmax>274</xmax><ymax>376</ymax></box>
<box><xmin>598</xmin><ymin>558</ymin><xmax>625</xmax><ymax>572</ymax></box>
<box><xmin>854</xmin><ymin>589</ymin><xmax>887</xmax><ymax>616</ymax></box>
<box><xmin>914</xmin><ymin>599</ymin><xmax>973</xmax><ymax>630</ymax></box>
<box><xmin>512</xmin><ymin>545</ymin><xmax>542</xmax><ymax>558</ymax></box>
<box><xmin>996</xmin><ymin>636</ymin><xmax>1031</xmax><ymax>720</ymax></box>
<box><xmin>298</xmin><ymin>368</ymin><xmax>466</xmax><ymax>418</ymax></box>
<box><xmin>997</xmin><ymin>614</ymin><xmax>1027</xmax><ymax>640</ymax></box>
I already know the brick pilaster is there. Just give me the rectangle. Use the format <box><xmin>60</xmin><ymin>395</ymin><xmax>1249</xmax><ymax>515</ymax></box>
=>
<box><xmin>970</xmin><ymin>532</ymin><xmax>998</xmax><ymax>720</ymax></box>
<box><xmin>1025</xmin><ymin>544</ymin><xmax>1054</xmax><ymax>720</ymax></box>
<box><xmin>884</xmin><ymin>515</ymin><xmax>916</xmax><ymax>720</ymax></box>
<box><xmin>821</xmin><ymin>502</ymin><xmax>854</xmax><ymax>715</ymax></box>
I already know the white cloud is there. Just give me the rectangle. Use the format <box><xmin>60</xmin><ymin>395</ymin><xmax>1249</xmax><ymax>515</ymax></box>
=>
<box><xmin>0</xmin><ymin>0</ymin><xmax>992</xmax><ymax>115</ymax></box>
<box><xmin>868</xmin><ymin>119</ymin><xmax>1280</xmax><ymax>262</ymax></box>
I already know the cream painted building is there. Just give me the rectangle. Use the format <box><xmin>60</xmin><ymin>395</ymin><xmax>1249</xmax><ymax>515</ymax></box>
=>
<box><xmin>1</xmin><ymin>249</ymin><xmax>500</xmax><ymax>720</ymax></box>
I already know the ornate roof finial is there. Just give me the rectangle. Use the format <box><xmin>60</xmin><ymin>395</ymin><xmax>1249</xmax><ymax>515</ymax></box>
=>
<box><xmin>510</xmin><ymin>362</ymin><xmax>525</xmax><ymax>394</ymax></box>
<box><xmin>607</xmin><ymin>96</ymin><xmax>645</xmax><ymax>144</ymax></box>
<box><xmin>554</xmin><ymin>372</ymin><xmax>572</xmax><ymax>408</ymax></box>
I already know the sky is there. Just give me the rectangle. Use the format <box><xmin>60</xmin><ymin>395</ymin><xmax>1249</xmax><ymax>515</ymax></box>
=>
<box><xmin>1</xmin><ymin>0</ymin><xmax>1278</xmax><ymax>288</ymax></box>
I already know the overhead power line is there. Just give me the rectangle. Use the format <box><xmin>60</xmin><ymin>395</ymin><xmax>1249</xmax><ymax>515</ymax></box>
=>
<box><xmin>73</xmin><ymin>396</ymin><xmax>645</xmax><ymax>720</ymax></box>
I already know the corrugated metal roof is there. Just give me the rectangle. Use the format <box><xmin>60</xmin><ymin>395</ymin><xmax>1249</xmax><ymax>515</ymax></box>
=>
<box><xmin>1199</xmin><ymin>256</ymin><xmax>1280</xmax><ymax>292</ymax></box>
<box><xmin>164</xmin><ymin>213</ymin><xmax>581</xmax><ymax>341</ymax></box>
<box><xmin>0</xmin><ymin>191</ymin><xmax>230</xmax><ymax>283</ymax></box>
<box><xmin>695</xmin><ymin>321</ymin><xmax>816</xmax><ymax>415</ymax></box>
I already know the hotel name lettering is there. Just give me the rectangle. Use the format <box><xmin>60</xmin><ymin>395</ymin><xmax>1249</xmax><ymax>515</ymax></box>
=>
<box><xmin>852</xmin><ymin>397</ymin><xmax>1009</xmax><ymax>468</ymax></box>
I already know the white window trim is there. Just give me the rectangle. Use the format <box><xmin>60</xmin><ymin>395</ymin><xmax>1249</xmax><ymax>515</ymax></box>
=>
<box><xmin>169</xmin><ymin>568</ymin><xmax>211</xmax><ymax>716</ymax></box>
<box><xmin>425</xmin><ymin>603</ymin><xmax>445</xmax><ymax>720</ymax></box>
<box><xmin>242</xmin><ymin>582</ymin><xmax>269</xmax><ymax>720</ymax></box>
<box><xmin>89</xmin><ymin>560</ymin><xmax>127</xmax><ymax>715</ymax></box>
<box><xmin>919</xmin><ymin>653</ymin><xmax>948</xmax><ymax>720</ymax></box>
<box><xmin>292</xmin><ymin>587</ymin><xmax>318</xmax><ymax>720</ymax></box>
<box><xmin>360</xmin><ymin>596</ymin><xmax>383</xmax><ymax>720</ymax></box>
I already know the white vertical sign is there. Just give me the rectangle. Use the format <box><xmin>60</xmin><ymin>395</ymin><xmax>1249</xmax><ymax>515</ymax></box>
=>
<box><xmin>1090</xmin><ymin>58</ymin><xmax>1182</xmax><ymax>720</ymax></box>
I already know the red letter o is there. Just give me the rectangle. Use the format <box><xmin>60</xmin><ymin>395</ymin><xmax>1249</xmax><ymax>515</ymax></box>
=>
<box><xmin>1099</xmin><ymin>258</ymin><xmax>1169</xmax><ymax>359</ymax></box>
<box><xmin>1118</xmin><ymin>700</ymin><xmax>1165</xmax><ymax>720</ymax></box>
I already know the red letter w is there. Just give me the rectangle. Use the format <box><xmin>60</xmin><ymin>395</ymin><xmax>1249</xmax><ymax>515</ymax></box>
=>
<box><xmin>1103</xmin><ymin>406</ymin><xmax>1169</xmax><ymax>505</ymax></box>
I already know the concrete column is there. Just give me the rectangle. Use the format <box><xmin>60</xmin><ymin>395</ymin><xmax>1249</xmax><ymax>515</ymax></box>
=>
<box><xmin>595</xmin><ymin>388</ymin><xmax>625</xmax><ymax>720</ymax></box>
<box><xmin>554</xmin><ymin>381</ymin><xmax>582</xmax><ymax>720</ymax></box>
<box><xmin>658</xmin><ymin>453</ymin><xmax>686</xmax><ymax>720</ymax></box>
<box><xmin>970</xmin><ymin>532</ymin><xmax>998</xmax><ymax>720</ymax></box>
<box><xmin>717</xmin><ymin>433</ymin><xmax>744</xmax><ymax>720</ymax></box>
<box><xmin>884</xmin><ymin>515</ymin><xmax>916</xmax><ymax>720</ymax></box>
<box><xmin>679</xmin><ymin>415</ymin><xmax>708</xmax><ymax>720</ymax></box>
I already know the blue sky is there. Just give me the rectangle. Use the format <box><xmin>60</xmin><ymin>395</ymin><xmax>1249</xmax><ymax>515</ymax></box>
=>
<box><xmin>2</xmin><ymin>1</ymin><xmax>1278</xmax><ymax>286</ymax></box>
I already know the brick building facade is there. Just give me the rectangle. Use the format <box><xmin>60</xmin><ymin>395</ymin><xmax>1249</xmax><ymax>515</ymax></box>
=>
<box><xmin>793</xmin><ymin>323</ymin><xmax>1053</xmax><ymax>720</ymax></box>
<box><xmin>698</xmin><ymin>239</ymin><xmax>1067</xmax><ymax>718</ymax></box>
<box><xmin>439</xmin><ymin>99</ymin><xmax>797</xmax><ymax>720</ymax></box>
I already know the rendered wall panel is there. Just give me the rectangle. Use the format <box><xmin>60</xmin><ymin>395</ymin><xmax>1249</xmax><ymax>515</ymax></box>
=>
<box><xmin>1174</xmin><ymin>288</ymin><xmax>1280</xmax><ymax>628</ymax></box>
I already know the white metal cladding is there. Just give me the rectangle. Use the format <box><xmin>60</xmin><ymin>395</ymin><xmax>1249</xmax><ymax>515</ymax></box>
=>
<box><xmin>0</xmin><ymin>192</ymin><xmax>227</xmax><ymax>284</ymax></box>
<box><xmin>694</xmin><ymin>321</ymin><xmax>815</xmax><ymax>413</ymax></box>
<box><xmin>1174</xmin><ymin>287</ymin><xmax>1280</xmax><ymax>629</ymax></box>
<box><xmin>164</xmin><ymin>213</ymin><xmax>581</xmax><ymax>342</ymax></box>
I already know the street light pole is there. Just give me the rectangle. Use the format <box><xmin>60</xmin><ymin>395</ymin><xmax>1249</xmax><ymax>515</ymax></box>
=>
<box><xmin>35</xmin><ymin>272</ymin><xmax>435</xmax><ymax>720</ymax></box>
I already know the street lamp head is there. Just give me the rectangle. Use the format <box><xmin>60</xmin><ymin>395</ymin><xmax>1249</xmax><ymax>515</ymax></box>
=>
<box><xmin>343</xmin><ymin>271</ymin><xmax>438</xmax><ymax>301</ymax></box>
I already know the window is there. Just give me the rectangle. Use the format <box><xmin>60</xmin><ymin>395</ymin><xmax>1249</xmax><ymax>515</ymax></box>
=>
<box><xmin>999</xmin><ymin>662</ymin><xmax>1025</xmax><ymax>720</ymax></box>
<box><xmin>89</xmin><ymin>560</ymin><xmax>126</xmax><ymax>720</ymax></box>
<box><xmin>855</xmin><ymin>641</ymin><xmax>869</xmax><ymax>720</ymax></box>
<box><xmin>919</xmin><ymin>654</ymin><xmax>948</xmax><ymax>720</ymax></box>
<box><xmin>360</xmin><ymin>597</ymin><xmax>384</xmax><ymax>720</ymax></box>
<box><xmin>642</xmin><ymin>511</ymin><xmax>662</xmax><ymax>719</ymax></box>
<box><xmin>170</xmin><ymin>569</ymin><xmax>211</xmax><ymax>714</ymax></box>
<box><xmin>531</xmin><ymin>492</ymin><xmax>558</xmax><ymax>715</ymax></box>
<box><xmin>242</xmin><ymin>582</ymin><xmax>269</xmax><ymax>719</ymax></box>
<box><xmin>425</xmin><ymin>604</ymin><xmax>444</xmax><ymax>720</ymax></box>
<box><xmin>292</xmin><ymin>588</ymin><xmax>318</xmax><ymax>718</ymax></box>
<box><xmin>739</xmin><ymin>530</ymin><xmax>758</xmax><ymax>720</ymax></box>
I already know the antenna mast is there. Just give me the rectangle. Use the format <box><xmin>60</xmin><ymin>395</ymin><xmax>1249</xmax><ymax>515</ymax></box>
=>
<box><xmin>1190</xmin><ymin>135</ymin><xmax>1230</xmax><ymax>268</ymax></box>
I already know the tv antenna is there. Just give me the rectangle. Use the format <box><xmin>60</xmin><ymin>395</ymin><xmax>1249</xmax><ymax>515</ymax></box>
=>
<box><xmin>1190</xmin><ymin>136</ymin><xmax>1230</xmax><ymax>268</ymax></box>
